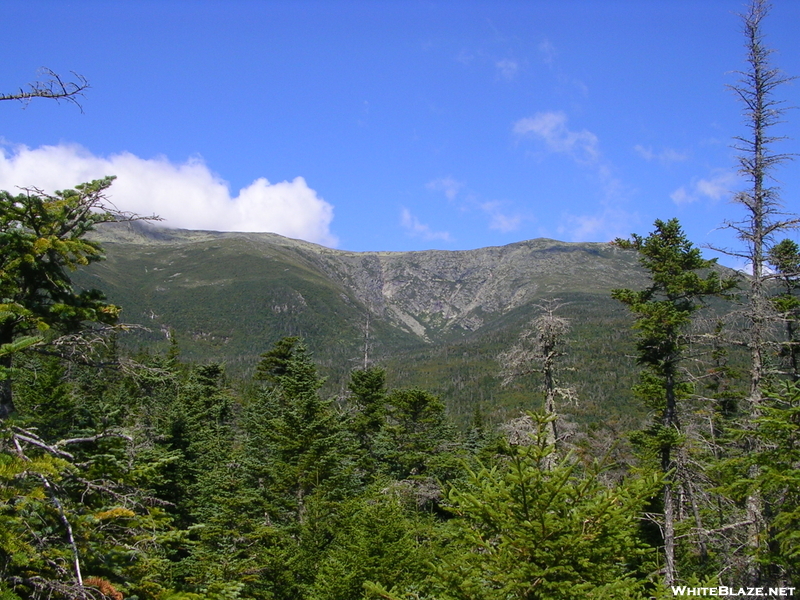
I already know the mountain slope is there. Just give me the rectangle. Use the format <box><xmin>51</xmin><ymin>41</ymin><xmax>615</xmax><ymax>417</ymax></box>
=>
<box><xmin>76</xmin><ymin>222</ymin><xmax>654</xmax><ymax>425</ymax></box>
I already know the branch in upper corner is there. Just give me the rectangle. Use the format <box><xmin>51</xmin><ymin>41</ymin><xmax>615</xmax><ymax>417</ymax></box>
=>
<box><xmin>0</xmin><ymin>68</ymin><xmax>90</xmax><ymax>112</ymax></box>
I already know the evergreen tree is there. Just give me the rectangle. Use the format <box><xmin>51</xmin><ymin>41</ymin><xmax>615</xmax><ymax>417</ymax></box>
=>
<box><xmin>376</xmin><ymin>388</ymin><xmax>459</xmax><ymax>482</ymax></box>
<box><xmin>717</xmin><ymin>381</ymin><xmax>800</xmax><ymax>586</ymax></box>
<box><xmin>348</xmin><ymin>367</ymin><xmax>388</xmax><ymax>446</ymax></box>
<box><xmin>347</xmin><ymin>366</ymin><xmax>389</xmax><ymax>477</ymax></box>
<box><xmin>240</xmin><ymin>341</ymin><xmax>359</xmax><ymax>599</ymax></box>
<box><xmin>369</xmin><ymin>414</ymin><xmax>659</xmax><ymax>600</ymax></box>
<box><xmin>768</xmin><ymin>239</ymin><xmax>800</xmax><ymax>381</ymax></box>
<box><xmin>0</xmin><ymin>369</ymin><xmax>179</xmax><ymax>600</ymax></box>
<box><xmin>612</xmin><ymin>218</ymin><xmax>735</xmax><ymax>586</ymax></box>
<box><xmin>0</xmin><ymin>177</ymin><xmax>150</xmax><ymax>418</ymax></box>
<box><xmin>312</xmin><ymin>483</ymin><xmax>440</xmax><ymax>600</ymax></box>
<box><xmin>254</xmin><ymin>336</ymin><xmax>301</xmax><ymax>384</ymax></box>
<box><xmin>12</xmin><ymin>355</ymin><xmax>77</xmax><ymax>441</ymax></box>
<box><xmin>751</xmin><ymin>384</ymin><xmax>800</xmax><ymax>584</ymax></box>
<box><xmin>714</xmin><ymin>1</ymin><xmax>797</xmax><ymax>580</ymax></box>
<box><xmin>252</xmin><ymin>343</ymin><xmax>356</xmax><ymax>523</ymax></box>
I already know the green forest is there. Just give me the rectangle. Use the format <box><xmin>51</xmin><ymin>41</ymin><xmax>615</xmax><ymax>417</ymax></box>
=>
<box><xmin>2</xmin><ymin>1</ymin><xmax>799</xmax><ymax>598</ymax></box>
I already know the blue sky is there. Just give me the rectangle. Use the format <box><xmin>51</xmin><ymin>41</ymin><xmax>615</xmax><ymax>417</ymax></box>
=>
<box><xmin>2</xmin><ymin>0</ymin><xmax>799</xmax><ymax>262</ymax></box>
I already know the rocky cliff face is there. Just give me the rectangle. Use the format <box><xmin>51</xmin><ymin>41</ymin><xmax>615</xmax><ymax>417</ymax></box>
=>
<box><xmin>300</xmin><ymin>239</ymin><xmax>646</xmax><ymax>341</ymax></box>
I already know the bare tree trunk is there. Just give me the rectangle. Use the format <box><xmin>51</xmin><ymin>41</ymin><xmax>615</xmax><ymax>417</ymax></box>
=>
<box><xmin>362</xmin><ymin>312</ymin><xmax>371</xmax><ymax>370</ymax></box>
<box><xmin>42</xmin><ymin>475</ymin><xmax>85</xmax><ymax>595</ymax></box>
<box><xmin>499</xmin><ymin>299</ymin><xmax>571</xmax><ymax>471</ymax></box>
<box><xmin>717</xmin><ymin>0</ymin><xmax>796</xmax><ymax>583</ymax></box>
<box><xmin>542</xmin><ymin>341</ymin><xmax>558</xmax><ymax>435</ymax></box>
<box><xmin>11</xmin><ymin>435</ymin><xmax>85</xmax><ymax>597</ymax></box>
<box><xmin>663</xmin><ymin>481</ymin><xmax>677</xmax><ymax>588</ymax></box>
<box><xmin>662</xmin><ymin>370</ymin><xmax>679</xmax><ymax>586</ymax></box>
<box><xmin>688</xmin><ymin>481</ymin><xmax>709</xmax><ymax>561</ymax></box>
<box><xmin>0</xmin><ymin>359</ymin><xmax>12</xmax><ymax>419</ymax></box>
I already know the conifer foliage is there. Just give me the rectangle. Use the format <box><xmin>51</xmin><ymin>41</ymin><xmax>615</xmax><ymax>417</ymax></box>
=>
<box><xmin>613</xmin><ymin>218</ymin><xmax>736</xmax><ymax>586</ymax></box>
<box><xmin>432</xmin><ymin>415</ymin><xmax>658</xmax><ymax>600</ymax></box>
<box><xmin>0</xmin><ymin>177</ymin><xmax>146</xmax><ymax>418</ymax></box>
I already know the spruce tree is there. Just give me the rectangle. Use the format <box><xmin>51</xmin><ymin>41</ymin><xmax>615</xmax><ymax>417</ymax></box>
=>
<box><xmin>242</xmin><ymin>340</ymin><xmax>359</xmax><ymax>598</ymax></box>
<box><xmin>376</xmin><ymin>388</ymin><xmax>458</xmax><ymax>482</ymax></box>
<box><xmin>613</xmin><ymin>218</ymin><xmax>736</xmax><ymax>586</ymax></box>
<box><xmin>0</xmin><ymin>177</ymin><xmax>149</xmax><ymax>418</ymax></box>
<box><xmin>372</xmin><ymin>413</ymin><xmax>659</xmax><ymax>600</ymax></box>
<box><xmin>716</xmin><ymin>382</ymin><xmax>800</xmax><ymax>587</ymax></box>
<box><xmin>768</xmin><ymin>240</ymin><xmax>800</xmax><ymax>381</ymax></box>
<box><xmin>347</xmin><ymin>366</ymin><xmax>389</xmax><ymax>477</ymax></box>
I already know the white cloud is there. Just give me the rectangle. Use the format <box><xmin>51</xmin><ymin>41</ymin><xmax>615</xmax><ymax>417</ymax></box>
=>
<box><xmin>514</xmin><ymin>110</ymin><xmax>626</xmax><ymax>204</ymax></box>
<box><xmin>424</xmin><ymin>175</ymin><xmax>526</xmax><ymax>234</ymax></box>
<box><xmin>671</xmin><ymin>170</ymin><xmax>739</xmax><ymax>205</ymax></box>
<box><xmin>633</xmin><ymin>145</ymin><xmax>653</xmax><ymax>161</ymax></box>
<box><xmin>480</xmin><ymin>201</ymin><xmax>522</xmax><ymax>233</ymax></box>
<box><xmin>634</xmin><ymin>144</ymin><xmax>688</xmax><ymax>164</ymax></box>
<box><xmin>496</xmin><ymin>58</ymin><xmax>518</xmax><ymax>80</ymax></box>
<box><xmin>488</xmin><ymin>212</ymin><xmax>521</xmax><ymax>233</ymax></box>
<box><xmin>513</xmin><ymin>111</ymin><xmax>599</xmax><ymax>164</ymax></box>
<box><xmin>426</xmin><ymin>176</ymin><xmax>464</xmax><ymax>201</ymax></box>
<box><xmin>670</xmin><ymin>187</ymin><xmax>692</xmax><ymax>205</ymax></box>
<box><xmin>400</xmin><ymin>208</ymin><xmax>451</xmax><ymax>241</ymax></box>
<box><xmin>426</xmin><ymin>177</ymin><xmax>523</xmax><ymax>234</ymax></box>
<box><xmin>0</xmin><ymin>143</ymin><xmax>337</xmax><ymax>246</ymax></box>
<box><xmin>562</xmin><ymin>214</ymin><xmax>606</xmax><ymax>241</ymax></box>
<box><xmin>696</xmin><ymin>174</ymin><xmax>735</xmax><ymax>200</ymax></box>
<box><xmin>514</xmin><ymin>113</ymin><xmax>639</xmax><ymax>243</ymax></box>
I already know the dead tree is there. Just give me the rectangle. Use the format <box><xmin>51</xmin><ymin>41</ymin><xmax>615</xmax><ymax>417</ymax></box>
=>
<box><xmin>710</xmin><ymin>0</ymin><xmax>797</xmax><ymax>585</ymax></box>
<box><xmin>499</xmin><ymin>299</ymin><xmax>574</xmax><ymax>465</ymax></box>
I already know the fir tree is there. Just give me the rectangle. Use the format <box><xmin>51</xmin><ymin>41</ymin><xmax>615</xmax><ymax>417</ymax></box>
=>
<box><xmin>0</xmin><ymin>178</ymin><xmax>150</xmax><ymax>418</ymax></box>
<box><xmin>612</xmin><ymin>218</ymin><xmax>736</xmax><ymax>586</ymax></box>
<box><xmin>369</xmin><ymin>414</ymin><xmax>659</xmax><ymax>600</ymax></box>
<box><xmin>768</xmin><ymin>239</ymin><xmax>800</xmax><ymax>381</ymax></box>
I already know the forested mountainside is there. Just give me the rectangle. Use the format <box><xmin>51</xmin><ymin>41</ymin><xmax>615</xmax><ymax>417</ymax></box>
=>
<box><xmin>76</xmin><ymin>221</ymin><xmax>652</xmax><ymax>426</ymax></box>
<box><xmin>4</xmin><ymin>185</ymin><xmax>799</xmax><ymax>600</ymax></box>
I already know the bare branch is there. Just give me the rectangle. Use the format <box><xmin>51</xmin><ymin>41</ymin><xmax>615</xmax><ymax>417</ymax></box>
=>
<box><xmin>0</xmin><ymin>68</ymin><xmax>90</xmax><ymax>112</ymax></box>
<box><xmin>57</xmin><ymin>431</ymin><xmax>133</xmax><ymax>447</ymax></box>
<box><xmin>17</xmin><ymin>184</ymin><xmax>161</xmax><ymax>226</ymax></box>
<box><xmin>8</xmin><ymin>427</ymin><xmax>86</xmax><ymax>593</ymax></box>
<box><xmin>11</xmin><ymin>427</ymin><xmax>75</xmax><ymax>460</ymax></box>
<box><xmin>499</xmin><ymin>299</ymin><xmax>571</xmax><ymax>386</ymax></box>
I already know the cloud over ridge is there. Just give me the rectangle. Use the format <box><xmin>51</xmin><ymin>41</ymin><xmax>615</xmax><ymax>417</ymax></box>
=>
<box><xmin>0</xmin><ymin>143</ymin><xmax>338</xmax><ymax>247</ymax></box>
<box><xmin>400</xmin><ymin>208</ymin><xmax>452</xmax><ymax>241</ymax></box>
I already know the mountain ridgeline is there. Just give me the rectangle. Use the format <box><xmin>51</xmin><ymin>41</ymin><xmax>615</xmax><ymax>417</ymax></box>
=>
<box><xmin>78</xmin><ymin>221</ymin><xmax>653</xmax><ymax>426</ymax></box>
